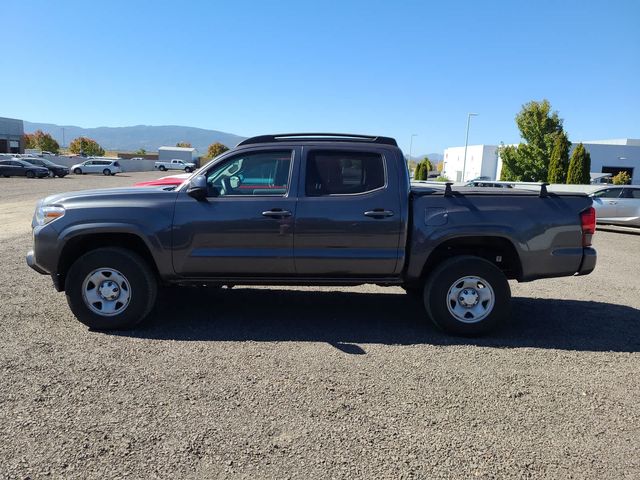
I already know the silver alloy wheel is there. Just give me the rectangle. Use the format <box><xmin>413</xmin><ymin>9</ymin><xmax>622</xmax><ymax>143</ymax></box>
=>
<box><xmin>82</xmin><ymin>268</ymin><xmax>132</xmax><ymax>317</ymax></box>
<box><xmin>446</xmin><ymin>275</ymin><xmax>495</xmax><ymax>323</ymax></box>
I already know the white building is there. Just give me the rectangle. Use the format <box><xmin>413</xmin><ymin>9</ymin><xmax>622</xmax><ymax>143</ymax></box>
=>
<box><xmin>158</xmin><ymin>146</ymin><xmax>197</xmax><ymax>163</ymax></box>
<box><xmin>443</xmin><ymin>138</ymin><xmax>640</xmax><ymax>184</ymax></box>
<box><xmin>442</xmin><ymin>145</ymin><xmax>499</xmax><ymax>182</ymax></box>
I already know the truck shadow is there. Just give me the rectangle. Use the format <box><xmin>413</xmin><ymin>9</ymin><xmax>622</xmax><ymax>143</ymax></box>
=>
<box><xmin>114</xmin><ymin>287</ymin><xmax>640</xmax><ymax>353</ymax></box>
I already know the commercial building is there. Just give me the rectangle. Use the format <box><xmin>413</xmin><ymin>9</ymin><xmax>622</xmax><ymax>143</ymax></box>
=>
<box><xmin>442</xmin><ymin>145</ymin><xmax>499</xmax><ymax>182</ymax></box>
<box><xmin>0</xmin><ymin>117</ymin><xmax>24</xmax><ymax>154</ymax></box>
<box><xmin>158</xmin><ymin>146</ymin><xmax>197</xmax><ymax>164</ymax></box>
<box><xmin>443</xmin><ymin>138</ymin><xmax>640</xmax><ymax>184</ymax></box>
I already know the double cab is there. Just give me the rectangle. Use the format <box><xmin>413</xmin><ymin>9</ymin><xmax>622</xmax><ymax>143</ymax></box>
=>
<box><xmin>154</xmin><ymin>159</ymin><xmax>196</xmax><ymax>172</ymax></box>
<box><xmin>27</xmin><ymin>133</ymin><xmax>597</xmax><ymax>335</ymax></box>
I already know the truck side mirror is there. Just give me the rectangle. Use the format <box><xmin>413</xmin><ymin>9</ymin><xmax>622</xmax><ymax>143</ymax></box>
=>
<box><xmin>186</xmin><ymin>175</ymin><xmax>208</xmax><ymax>201</ymax></box>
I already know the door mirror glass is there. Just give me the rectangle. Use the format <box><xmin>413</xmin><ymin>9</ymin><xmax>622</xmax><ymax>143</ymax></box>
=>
<box><xmin>186</xmin><ymin>175</ymin><xmax>208</xmax><ymax>201</ymax></box>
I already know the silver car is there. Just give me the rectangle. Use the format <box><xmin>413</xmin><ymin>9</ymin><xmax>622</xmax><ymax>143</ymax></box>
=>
<box><xmin>590</xmin><ymin>186</ymin><xmax>640</xmax><ymax>227</ymax></box>
<box><xmin>71</xmin><ymin>159</ymin><xmax>123</xmax><ymax>176</ymax></box>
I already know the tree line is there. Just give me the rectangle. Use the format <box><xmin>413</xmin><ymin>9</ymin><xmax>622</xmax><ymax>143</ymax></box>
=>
<box><xmin>23</xmin><ymin>131</ymin><xmax>231</xmax><ymax>159</ymax></box>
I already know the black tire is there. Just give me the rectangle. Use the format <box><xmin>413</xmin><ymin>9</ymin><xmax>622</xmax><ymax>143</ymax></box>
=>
<box><xmin>103</xmin><ymin>168</ymin><xmax>111</xmax><ymax>176</ymax></box>
<box><xmin>423</xmin><ymin>255</ymin><xmax>511</xmax><ymax>336</ymax></box>
<box><xmin>65</xmin><ymin>247</ymin><xmax>157</xmax><ymax>330</ymax></box>
<box><xmin>159</xmin><ymin>165</ymin><xmax>167</xmax><ymax>171</ymax></box>
<box><xmin>185</xmin><ymin>167</ymin><xmax>193</xmax><ymax>173</ymax></box>
<box><xmin>57</xmin><ymin>173</ymin><xmax>67</xmax><ymax>178</ymax></box>
<box><xmin>74</xmin><ymin>168</ymin><xmax>82</xmax><ymax>174</ymax></box>
<box><xmin>26</xmin><ymin>170</ymin><xmax>35</xmax><ymax>179</ymax></box>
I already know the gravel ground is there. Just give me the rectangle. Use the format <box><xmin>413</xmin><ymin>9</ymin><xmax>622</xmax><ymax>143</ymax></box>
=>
<box><xmin>1</xmin><ymin>173</ymin><xmax>639</xmax><ymax>479</ymax></box>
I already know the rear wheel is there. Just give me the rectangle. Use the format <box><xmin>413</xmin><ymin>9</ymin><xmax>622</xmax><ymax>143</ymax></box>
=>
<box><xmin>423</xmin><ymin>255</ymin><xmax>511</xmax><ymax>336</ymax></box>
<box><xmin>26</xmin><ymin>170</ymin><xmax>35</xmax><ymax>178</ymax></box>
<box><xmin>103</xmin><ymin>168</ymin><xmax>111</xmax><ymax>176</ymax></box>
<box><xmin>65</xmin><ymin>247</ymin><xmax>157</xmax><ymax>330</ymax></box>
<box><xmin>159</xmin><ymin>165</ymin><xmax>167</xmax><ymax>171</ymax></box>
<box><xmin>74</xmin><ymin>168</ymin><xmax>82</xmax><ymax>174</ymax></box>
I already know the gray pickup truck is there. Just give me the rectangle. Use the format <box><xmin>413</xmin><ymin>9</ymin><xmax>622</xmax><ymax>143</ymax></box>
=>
<box><xmin>27</xmin><ymin>133</ymin><xmax>597</xmax><ymax>335</ymax></box>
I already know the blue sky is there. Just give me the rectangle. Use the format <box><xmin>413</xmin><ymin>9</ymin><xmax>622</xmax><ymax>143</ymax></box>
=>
<box><xmin>3</xmin><ymin>0</ymin><xmax>639</xmax><ymax>154</ymax></box>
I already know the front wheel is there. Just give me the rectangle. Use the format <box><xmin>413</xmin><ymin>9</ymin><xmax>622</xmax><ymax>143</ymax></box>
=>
<box><xmin>103</xmin><ymin>168</ymin><xmax>111</xmax><ymax>176</ymax></box>
<box><xmin>65</xmin><ymin>248</ymin><xmax>158</xmax><ymax>330</ymax></box>
<box><xmin>423</xmin><ymin>255</ymin><xmax>511</xmax><ymax>336</ymax></box>
<box><xmin>74</xmin><ymin>168</ymin><xmax>82</xmax><ymax>174</ymax></box>
<box><xmin>184</xmin><ymin>167</ymin><xmax>193</xmax><ymax>173</ymax></box>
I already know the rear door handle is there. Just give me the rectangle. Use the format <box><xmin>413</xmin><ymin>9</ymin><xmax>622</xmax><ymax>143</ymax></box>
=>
<box><xmin>364</xmin><ymin>209</ymin><xmax>394</xmax><ymax>218</ymax></box>
<box><xmin>262</xmin><ymin>209</ymin><xmax>292</xmax><ymax>218</ymax></box>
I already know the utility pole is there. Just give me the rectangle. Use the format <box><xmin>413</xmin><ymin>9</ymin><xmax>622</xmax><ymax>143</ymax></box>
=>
<box><xmin>462</xmin><ymin>113</ymin><xmax>478</xmax><ymax>182</ymax></box>
<box><xmin>409</xmin><ymin>134</ymin><xmax>417</xmax><ymax>167</ymax></box>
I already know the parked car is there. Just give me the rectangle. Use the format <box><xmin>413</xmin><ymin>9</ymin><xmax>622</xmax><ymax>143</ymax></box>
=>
<box><xmin>71</xmin><ymin>159</ymin><xmax>122</xmax><ymax>175</ymax></box>
<box><xmin>134</xmin><ymin>173</ymin><xmax>191</xmax><ymax>188</ymax></box>
<box><xmin>27</xmin><ymin>133</ymin><xmax>597</xmax><ymax>336</ymax></box>
<box><xmin>465</xmin><ymin>181</ymin><xmax>513</xmax><ymax>188</ymax></box>
<box><xmin>0</xmin><ymin>159</ymin><xmax>50</xmax><ymax>178</ymax></box>
<box><xmin>590</xmin><ymin>186</ymin><xmax>640</xmax><ymax>227</ymax></box>
<box><xmin>23</xmin><ymin>157</ymin><xmax>70</xmax><ymax>178</ymax></box>
<box><xmin>154</xmin><ymin>159</ymin><xmax>196</xmax><ymax>172</ymax></box>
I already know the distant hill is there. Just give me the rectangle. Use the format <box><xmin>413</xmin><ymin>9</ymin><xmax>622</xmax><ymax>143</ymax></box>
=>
<box><xmin>409</xmin><ymin>153</ymin><xmax>444</xmax><ymax>162</ymax></box>
<box><xmin>24</xmin><ymin>121</ymin><xmax>246</xmax><ymax>153</ymax></box>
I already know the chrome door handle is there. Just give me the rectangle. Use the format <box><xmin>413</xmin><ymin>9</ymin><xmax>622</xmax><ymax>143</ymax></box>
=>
<box><xmin>364</xmin><ymin>209</ymin><xmax>394</xmax><ymax>218</ymax></box>
<box><xmin>262</xmin><ymin>209</ymin><xmax>292</xmax><ymax>218</ymax></box>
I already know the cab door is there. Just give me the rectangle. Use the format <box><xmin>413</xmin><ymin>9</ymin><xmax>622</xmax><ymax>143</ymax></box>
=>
<box><xmin>172</xmin><ymin>147</ymin><xmax>300</xmax><ymax>277</ymax></box>
<box><xmin>293</xmin><ymin>147</ymin><xmax>403</xmax><ymax>276</ymax></box>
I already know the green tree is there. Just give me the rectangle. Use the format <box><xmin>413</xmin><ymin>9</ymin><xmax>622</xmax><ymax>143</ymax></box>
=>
<box><xmin>422</xmin><ymin>156</ymin><xmax>432</xmax><ymax>173</ymax></box>
<box><xmin>176</xmin><ymin>141</ymin><xmax>192</xmax><ymax>148</ymax></box>
<box><xmin>547</xmin><ymin>133</ymin><xmax>571</xmax><ymax>183</ymax></box>
<box><xmin>414</xmin><ymin>159</ymin><xmax>431</xmax><ymax>180</ymax></box>
<box><xmin>612</xmin><ymin>171</ymin><xmax>631</xmax><ymax>185</ymax></box>
<box><xmin>206</xmin><ymin>142</ymin><xmax>229</xmax><ymax>159</ymax></box>
<box><xmin>134</xmin><ymin>148</ymin><xmax>147</xmax><ymax>155</ymax></box>
<box><xmin>566</xmin><ymin>143</ymin><xmax>591</xmax><ymax>184</ymax></box>
<box><xmin>500</xmin><ymin>99</ymin><xmax>567</xmax><ymax>181</ymax></box>
<box><xmin>23</xmin><ymin>130</ymin><xmax>60</xmax><ymax>154</ymax></box>
<box><xmin>413</xmin><ymin>162</ymin><xmax>423</xmax><ymax>180</ymax></box>
<box><xmin>69</xmin><ymin>137</ymin><xmax>105</xmax><ymax>157</ymax></box>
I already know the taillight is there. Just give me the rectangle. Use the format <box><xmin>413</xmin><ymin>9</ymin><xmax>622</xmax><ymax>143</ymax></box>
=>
<box><xmin>580</xmin><ymin>207</ymin><xmax>596</xmax><ymax>247</ymax></box>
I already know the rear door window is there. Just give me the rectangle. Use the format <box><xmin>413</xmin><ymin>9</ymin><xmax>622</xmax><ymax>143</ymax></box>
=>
<box><xmin>305</xmin><ymin>150</ymin><xmax>385</xmax><ymax>196</ymax></box>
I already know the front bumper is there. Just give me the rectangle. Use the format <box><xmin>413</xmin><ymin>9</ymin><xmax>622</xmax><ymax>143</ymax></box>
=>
<box><xmin>26</xmin><ymin>249</ymin><xmax>48</xmax><ymax>274</ymax></box>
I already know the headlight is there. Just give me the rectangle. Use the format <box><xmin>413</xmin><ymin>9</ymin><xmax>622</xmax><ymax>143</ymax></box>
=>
<box><xmin>35</xmin><ymin>205</ymin><xmax>65</xmax><ymax>226</ymax></box>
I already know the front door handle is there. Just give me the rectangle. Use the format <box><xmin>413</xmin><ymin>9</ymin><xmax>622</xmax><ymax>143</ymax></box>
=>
<box><xmin>262</xmin><ymin>209</ymin><xmax>292</xmax><ymax>218</ymax></box>
<box><xmin>364</xmin><ymin>209</ymin><xmax>394</xmax><ymax>218</ymax></box>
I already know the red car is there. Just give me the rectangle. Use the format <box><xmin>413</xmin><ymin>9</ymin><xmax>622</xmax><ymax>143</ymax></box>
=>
<box><xmin>134</xmin><ymin>173</ymin><xmax>191</xmax><ymax>188</ymax></box>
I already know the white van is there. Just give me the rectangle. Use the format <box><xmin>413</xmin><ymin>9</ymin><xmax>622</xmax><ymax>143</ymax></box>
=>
<box><xmin>71</xmin><ymin>159</ymin><xmax>123</xmax><ymax>175</ymax></box>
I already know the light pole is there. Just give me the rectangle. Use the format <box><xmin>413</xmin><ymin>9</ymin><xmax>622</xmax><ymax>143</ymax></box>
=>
<box><xmin>462</xmin><ymin>113</ymin><xmax>478</xmax><ymax>181</ymax></box>
<box><xmin>408</xmin><ymin>134</ymin><xmax>417</xmax><ymax>167</ymax></box>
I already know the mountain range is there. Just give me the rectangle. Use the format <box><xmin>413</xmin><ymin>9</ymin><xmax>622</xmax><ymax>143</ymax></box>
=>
<box><xmin>24</xmin><ymin>121</ymin><xmax>246</xmax><ymax>153</ymax></box>
<box><xmin>24</xmin><ymin>121</ymin><xmax>444</xmax><ymax>160</ymax></box>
